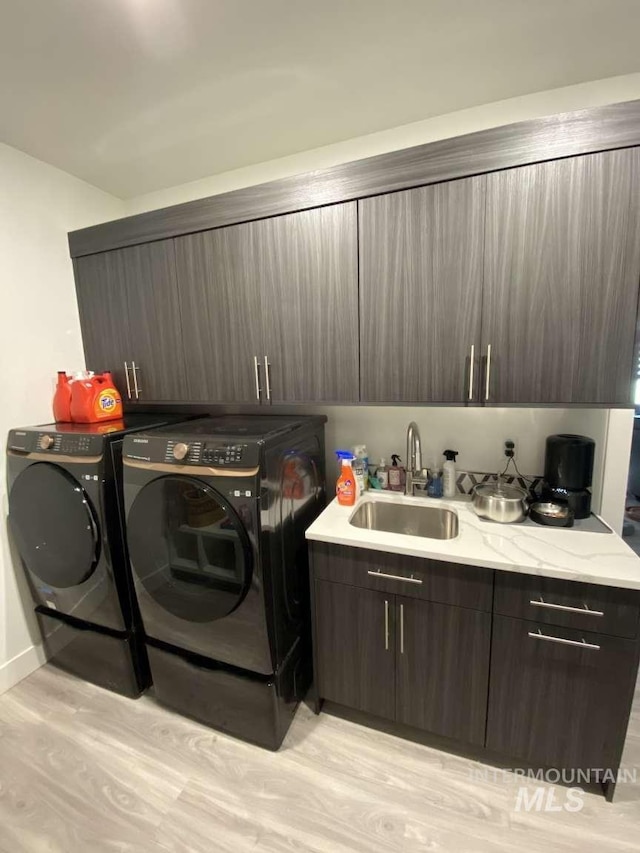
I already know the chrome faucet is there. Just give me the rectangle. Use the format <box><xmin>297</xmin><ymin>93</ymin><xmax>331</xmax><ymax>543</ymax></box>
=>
<box><xmin>406</xmin><ymin>421</ymin><xmax>427</xmax><ymax>495</ymax></box>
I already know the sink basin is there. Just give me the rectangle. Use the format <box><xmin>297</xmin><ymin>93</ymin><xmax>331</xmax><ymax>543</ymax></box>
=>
<box><xmin>350</xmin><ymin>501</ymin><xmax>459</xmax><ymax>540</ymax></box>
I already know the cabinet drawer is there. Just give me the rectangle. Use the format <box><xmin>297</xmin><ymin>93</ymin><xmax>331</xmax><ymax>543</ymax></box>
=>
<box><xmin>494</xmin><ymin>572</ymin><xmax>640</xmax><ymax>639</ymax></box>
<box><xmin>310</xmin><ymin>542</ymin><xmax>493</xmax><ymax>611</ymax></box>
<box><xmin>487</xmin><ymin>615</ymin><xmax>639</xmax><ymax>771</ymax></box>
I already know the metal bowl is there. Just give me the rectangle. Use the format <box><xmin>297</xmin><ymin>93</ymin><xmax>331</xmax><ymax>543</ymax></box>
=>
<box><xmin>471</xmin><ymin>482</ymin><xmax>529</xmax><ymax>524</ymax></box>
<box><xmin>529</xmin><ymin>501</ymin><xmax>574</xmax><ymax>527</ymax></box>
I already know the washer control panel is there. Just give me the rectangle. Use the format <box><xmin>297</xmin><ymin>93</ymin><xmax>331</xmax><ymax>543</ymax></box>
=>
<box><xmin>202</xmin><ymin>442</ymin><xmax>251</xmax><ymax>466</ymax></box>
<box><xmin>163</xmin><ymin>440</ymin><xmax>203</xmax><ymax>465</ymax></box>
<box><xmin>7</xmin><ymin>430</ymin><xmax>102</xmax><ymax>456</ymax></box>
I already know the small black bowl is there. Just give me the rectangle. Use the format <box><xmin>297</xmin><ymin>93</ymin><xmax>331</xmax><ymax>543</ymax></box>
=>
<box><xmin>529</xmin><ymin>501</ymin><xmax>574</xmax><ymax>528</ymax></box>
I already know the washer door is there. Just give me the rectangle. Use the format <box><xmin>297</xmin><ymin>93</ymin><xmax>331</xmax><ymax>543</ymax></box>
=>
<box><xmin>9</xmin><ymin>463</ymin><xmax>100</xmax><ymax>588</ymax></box>
<box><xmin>127</xmin><ymin>476</ymin><xmax>253</xmax><ymax>623</ymax></box>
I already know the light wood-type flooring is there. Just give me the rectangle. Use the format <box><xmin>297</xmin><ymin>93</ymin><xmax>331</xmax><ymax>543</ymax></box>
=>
<box><xmin>0</xmin><ymin>663</ymin><xmax>639</xmax><ymax>852</ymax></box>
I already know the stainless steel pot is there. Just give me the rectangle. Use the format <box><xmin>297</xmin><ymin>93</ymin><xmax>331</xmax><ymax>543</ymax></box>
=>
<box><xmin>471</xmin><ymin>481</ymin><xmax>529</xmax><ymax>524</ymax></box>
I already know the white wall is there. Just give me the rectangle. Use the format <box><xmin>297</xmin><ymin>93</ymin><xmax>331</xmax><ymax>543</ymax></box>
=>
<box><xmin>600</xmin><ymin>410</ymin><xmax>636</xmax><ymax>534</ymax></box>
<box><xmin>0</xmin><ymin>142</ymin><xmax>125</xmax><ymax>694</ymax></box>
<box><xmin>309</xmin><ymin>406</ymin><xmax>631</xmax><ymax>534</ymax></box>
<box><xmin>125</xmin><ymin>73</ymin><xmax>640</xmax><ymax>215</ymax></box>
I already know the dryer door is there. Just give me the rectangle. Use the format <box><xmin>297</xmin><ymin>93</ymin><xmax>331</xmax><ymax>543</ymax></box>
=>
<box><xmin>9</xmin><ymin>462</ymin><xmax>100</xmax><ymax>590</ymax></box>
<box><xmin>127</xmin><ymin>476</ymin><xmax>253</xmax><ymax>623</ymax></box>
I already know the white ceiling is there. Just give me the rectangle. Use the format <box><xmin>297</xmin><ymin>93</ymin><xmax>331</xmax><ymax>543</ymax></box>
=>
<box><xmin>2</xmin><ymin>0</ymin><xmax>640</xmax><ymax>199</ymax></box>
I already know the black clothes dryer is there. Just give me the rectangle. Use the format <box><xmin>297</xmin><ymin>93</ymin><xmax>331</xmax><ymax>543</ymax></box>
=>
<box><xmin>6</xmin><ymin>414</ymin><xmax>182</xmax><ymax>697</ymax></box>
<box><xmin>122</xmin><ymin>415</ymin><xmax>326</xmax><ymax>748</ymax></box>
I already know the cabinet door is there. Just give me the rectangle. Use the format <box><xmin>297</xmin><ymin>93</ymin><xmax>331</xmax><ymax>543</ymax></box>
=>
<box><xmin>314</xmin><ymin>580</ymin><xmax>395</xmax><ymax>719</ymax></box>
<box><xmin>74</xmin><ymin>253</ymin><xmax>133</xmax><ymax>396</ymax></box>
<box><xmin>256</xmin><ymin>203</ymin><xmax>359</xmax><ymax>403</ymax></box>
<box><xmin>396</xmin><ymin>597</ymin><xmax>490</xmax><ymax>745</ymax></box>
<box><xmin>486</xmin><ymin>615</ymin><xmax>639</xmax><ymax>770</ymax></box>
<box><xmin>175</xmin><ymin>225</ymin><xmax>263</xmax><ymax>403</ymax></box>
<box><xmin>124</xmin><ymin>242</ymin><xmax>187</xmax><ymax>401</ymax></box>
<box><xmin>359</xmin><ymin>177</ymin><xmax>485</xmax><ymax>402</ymax></box>
<box><xmin>75</xmin><ymin>242</ymin><xmax>186</xmax><ymax>401</ymax></box>
<box><xmin>482</xmin><ymin>149</ymin><xmax>640</xmax><ymax>404</ymax></box>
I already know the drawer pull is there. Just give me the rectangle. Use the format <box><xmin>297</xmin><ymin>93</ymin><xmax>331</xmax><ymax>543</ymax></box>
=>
<box><xmin>253</xmin><ymin>356</ymin><xmax>262</xmax><ymax>401</ymax></box>
<box><xmin>530</xmin><ymin>597</ymin><xmax>604</xmax><ymax>617</ymax></box>
<box><xmin>264</xmin><ymin>356</ymin><xmax>272</xmax><ymax>402</ymax></box>
<box><xmin>367</xmin><ymin>570</ymin><xmax>423</xmax><ymax>585</ymax></box>
<box><xmin>384</xmin><ymin>599</ymin><xmax>390</xmax><ymax>651</ymax></box>
<box><xmin>131</xmin><ymin>361</ymin><xmax>141</xmax><ymax>399</ymax></box>
<box><xmin>528</xmin><ymin>629</ymin><xmax>600</xmax><ymax>651</ymax></box>
<box><xmin>124</xmin><ymin>362</ymin><xmax>132</xmax><ymax>399</ymax></box>
<box><xmin>485</xmin><ymin>343</ymin><xmax>492</xmax><ymax>401</ymax></box>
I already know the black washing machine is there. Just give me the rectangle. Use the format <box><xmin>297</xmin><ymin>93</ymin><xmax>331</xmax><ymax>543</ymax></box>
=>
<box><xmin>6</xmin><ymin>414</ymin><xmax>183</xmax><ymax>697</ymax></box>
<box><xmin>122</xmin><ymin>415</ymin><xmax>326</xmax><ymax>748</ymax></box>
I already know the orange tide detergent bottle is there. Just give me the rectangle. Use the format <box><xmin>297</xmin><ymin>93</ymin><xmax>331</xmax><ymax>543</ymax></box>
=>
<box><xmin>52</xmin><ymin>371</ymin><xmax>73</xmax><ymax>422</ymax></box>
<box><xmin>70</xmin><ymin>371</ymin><xmax>123</xmax><ymax>423</ymax></box>
<box><xmin>336</xmin><ymin>450</ymin><xmax>357</xmax><ymax>506</ymax></box>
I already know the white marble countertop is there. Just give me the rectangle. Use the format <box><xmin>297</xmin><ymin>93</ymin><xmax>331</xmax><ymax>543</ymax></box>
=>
<box><xmin>305</xmin><ymin>491</ymin><xmax>640</xmax><ymax>590</ymax></box>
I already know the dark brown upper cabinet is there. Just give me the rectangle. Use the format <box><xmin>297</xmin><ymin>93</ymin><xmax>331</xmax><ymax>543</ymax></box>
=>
<box><xmin>73</xmin><ymin>146</ymin><xmax>640</xmax><ymax>408</ymax></box>
<box><xmin>175</xmin><ymin>223</ymin><xmax>263</xmax><ymax>403</ymax></box>
<box><xmin>482</xmin><ymin>148</ymin><xmax>640</xmax><ymax>405</ymax></box>
<box><xmin>74</xmin><ymin>252</ymin><xmax>131</xmax><ymax>396</ymax></box>
<box><xmin>74</xmin><ymin>242</ymin><xmax>186</xmax><ymax>401</ymax></box>
<box><xmin>175</xmin><ymin>202</ymin><xmax>359</xmax><ymax>405</ymax></box>
<box><xmin>256</xmin><ymin>203</ymin><xmax>359</xmax><ymax>404</ymax></box>
<box><xmin>358</xmin><ymin>177</ymin><xmax>486</xmax><ymax>403</ymax></box>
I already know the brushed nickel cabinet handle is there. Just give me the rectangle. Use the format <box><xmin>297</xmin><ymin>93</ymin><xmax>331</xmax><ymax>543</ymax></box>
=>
<box><xmin>485</xmin><ymin>344</ymin><xmax>492</xmax><ymax>401</ymax></box>
<box><xmin>468</xmin><ymin>344</ymin><xmax>475</xmax><ymax>400</ymax></box>
<box><xmin>253</xmin><ymin>356</ymin><xmax>262</xmax><ymax>401</ymax></box>
<box><xmin>528</xmin><ymin>629</ymin><xmax>600</xmax><ymax>651</ymax></box>
<box><xmin>530</xmin><ymin>597</ymin><xmax>604</xmax><ymax>617</ymax></box>
<box><xmin>131</xmin><ymin>361</ymin><xmax>141</xmax><ymax>399</ymax></box>
<box><xmin>124</xmin><ymin>362</ymin><xmax>132</xmax><ymax>399</ymax></box>
<box><xmin>367</xmin><ymin>570</ymin><xmax>423</xmax><ymax>585</ymax></box>
<box><xmin>400</xmin><ymin>603</ymin><xmax>404</xmax><ymax>655</ymax></box>
<box><xmin>384</xmin><ymin>599</ymin><xmax>390</xmax><ymax>651</ymax></box>
<box><xmin>264</xmin><ymin>356</ymin><xmax>271</xmax><ymax>401</ymax></box>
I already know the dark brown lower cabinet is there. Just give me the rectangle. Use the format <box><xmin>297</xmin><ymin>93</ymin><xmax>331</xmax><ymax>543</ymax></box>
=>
<box><xmin>313</xmin><ymin>580</ymin><xmax>490</xmax><ymax>740</ymax></box>
<box><xmin>396</xmin><ymin>597</ymin><xmax>490</xmax><ymax>745</ymax></box>
<box><xmin>314</xmin><ymin>581</ymin><xmax>395</xmax><ymax>720</ymax></box>
<box><xmin>310</xmin><ymin>542</ymin><xmax>640</xmax><ymax>800</ymax></box>
<box><xmin>486</xmin><ymin>615</ymin><xmax>640</xmax><ymax>771</ymax></box>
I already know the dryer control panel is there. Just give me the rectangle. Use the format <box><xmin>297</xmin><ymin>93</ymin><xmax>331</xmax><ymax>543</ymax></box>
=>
<box><xmin>7</xmin><ymin>430</ymin><xmax>103</xmax><ymax>457</ymax></box>
<box><xmin>202</xmin><ymin>442</ymin><xmax>252</xmax><ymax>467</ymax></box>
<box><xmin>124</xmin><ymin>435</ymin><xmax>260</xmax><ymax>468</ymax></box>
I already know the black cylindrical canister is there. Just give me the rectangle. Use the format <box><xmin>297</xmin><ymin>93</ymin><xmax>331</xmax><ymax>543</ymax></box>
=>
<box><xmin>544</xmin><ymin>434</ymin><xmax>595</xmax><ymax>491</ymax></box>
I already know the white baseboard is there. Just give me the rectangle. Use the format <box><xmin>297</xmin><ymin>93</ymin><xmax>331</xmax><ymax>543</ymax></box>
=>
<box><xmin>0</xmin><ymin>644</ymin><xmax>47</xmax><ymax>696</ymax></box>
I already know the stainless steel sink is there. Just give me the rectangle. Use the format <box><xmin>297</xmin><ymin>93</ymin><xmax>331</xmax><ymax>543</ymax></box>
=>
<box><xmin>350</xmin><ymin>501</ymin><xmax>459</xmax><ymax>540</ymax></box>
